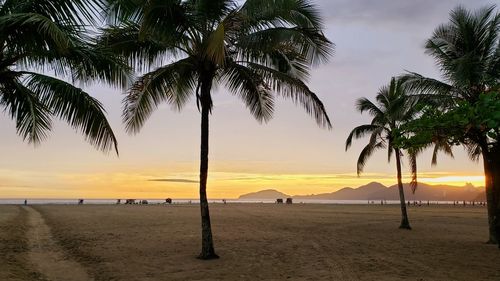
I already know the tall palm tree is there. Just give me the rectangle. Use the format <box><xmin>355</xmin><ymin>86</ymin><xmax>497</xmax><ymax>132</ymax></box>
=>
<box><xmin>402</xmin><ymin>5</ymin><xmax>500</xmax><ymax>243</ymax></box>
<box><xmin>0</xmin><ymin>0</ymin><xmax>129</xmax><ymax>152</ymax></box>
<box><xmin>346</xmin><ymin>77</ymin><xmax>419</xmax><ymax>230</ymax></box>
<box><xmin>100</xmin><ymin>0</ymin><xmax>333</xmax><ymax>259</ymax></box>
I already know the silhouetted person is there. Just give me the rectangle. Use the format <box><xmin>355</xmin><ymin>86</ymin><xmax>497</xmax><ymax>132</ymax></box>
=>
<box><xmin>463</xmin><ymin>200</ymin><xmax>466</xmax><ymax>206</ymax></box>
<box><xmin>407</xmin><ymin>201</ymin><xmax>410</xmax><ymax>207</ymax></box>
<box><xmin>24</xmin><ymin>199</ymin><xmax>27</xmax><ymax>206</ymax></box>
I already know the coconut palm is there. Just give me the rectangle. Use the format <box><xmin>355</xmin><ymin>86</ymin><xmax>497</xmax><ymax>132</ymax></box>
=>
<box><xmin>401</xmin><ymin>5</ymin><xmax>500</xmax><ymax>243</ymax></box>
<box><xmin>0</xmin><ymin>0</ymin><xmax>129</xmax><ymax>152</ymax></box>
<box><xmin>100</xmin><ymin>0</ymin><xmax>333</xmax><ymax>259</ymax></box>
<box><xmin>346</xmin><ymin>77</ymin><xmax>419</xmax><ymax>230</ymax></box>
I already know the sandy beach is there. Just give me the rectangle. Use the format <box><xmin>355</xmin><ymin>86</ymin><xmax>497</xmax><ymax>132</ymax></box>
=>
<box><xmin>1</xmin><ymin>203</ymin><xmax>499</xmax><ymax>281</ymax></box>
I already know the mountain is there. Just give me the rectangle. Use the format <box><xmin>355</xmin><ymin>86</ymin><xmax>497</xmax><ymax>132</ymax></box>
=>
<box><xmin>293</xmin><ymin>182</ymin><xmax>386</xmax><ymax>200</ymax></box>
<box><xmin>238</xmin><ymin>189</ymin><xmax>290</xmax><ymax>199</ymax></box>
<box><xmin>369</xmin><ymin>183</ymin><xmax>484</xmax><ymax>201</ymax></box>
<box><xmin>239</xmin><ymin>182</ymin><xmax>485</xmax><ymax>201</ymax></box>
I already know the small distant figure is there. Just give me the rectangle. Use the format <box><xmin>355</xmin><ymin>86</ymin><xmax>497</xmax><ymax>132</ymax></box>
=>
<box><xmin>188</xmin><ymin>200</ymin><xmax>192</xmax><ymax>204</ymax></box>
<box><xmin>286</xmin><ymin>198</ymin><xmax>293</xmax><ymax>204</ymax></box>
<box><xmin>78</xmin><ymin>199</ymin><xmax>84</xmax><ymax>205</ymax></box>
<box><xmin>165</xmin><ymin>198</ymin><xmax>172</xmax><ymax>204</ymax></box>
<box><xmin>24</xmin><ymin>199</ymin><xmax>27</xmax><ymax>206</ymax></box>
<box><xmin>427</xmin><ymin>201</ymin><xmax>430</xmax><ymax>206</ymax></box>
<box><xmin>463</xmin><ymin>200</ymin><xmax>466</xmax><ymax>206</ymax></box>
<box><xmin>116</xmin><ymin>199</ymin><xmax>121</xmax><ymax>204</ymax></box>
<box><xmin>276</xmin><ymin>198</ymin><xmax>283</xmax><ymax>204</ymax></box>
<box><xmin>472</xmin><ymin>201</ymin><xmax>475</xmax><ymax>206</ymax></box>
<box><xmin>222</xmin><ymin>199</ymin><xmax>226</xmax><ymax>204</ymax></box>
<box><xmin>407</xmin><ymin>201</ymin><xmax>410</xmax><ymax>207</ymax></box>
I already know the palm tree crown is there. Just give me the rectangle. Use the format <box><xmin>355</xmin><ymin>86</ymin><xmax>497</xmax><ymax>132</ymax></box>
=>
<box><xmin>0</xmin><ymin>0</ymin><xmax>130</xmax><ymax>152</ymax></box>
<box><xmin>346</xmin><ymin>77</ymin><xmax>418</xmax><ymax>177</ymax></box>
<box><xmin>100</xmin><ymin>0</ymin><xmax>333</xmax><ymax>131</ymax></box>
<box><xmin>403</xmin><ymin>5</ymin><xmax>499</xmax><ymax>105</ymax></box>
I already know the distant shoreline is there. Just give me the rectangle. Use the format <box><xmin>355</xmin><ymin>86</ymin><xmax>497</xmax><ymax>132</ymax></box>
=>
<box><xmin>0</xmin><ymin>198</ymin><xmax>486</xmax><ymax>205</ymax></box>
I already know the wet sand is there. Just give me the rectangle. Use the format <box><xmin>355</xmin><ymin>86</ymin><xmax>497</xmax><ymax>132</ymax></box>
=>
<box><xmin>1</xmin><ymin>204</ymin><xmax>499</xmax><ymax>280</ymax></box>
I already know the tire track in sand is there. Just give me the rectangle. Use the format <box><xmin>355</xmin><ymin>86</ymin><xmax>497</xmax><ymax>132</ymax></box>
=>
<box><xmin>24</xmin><ymin>206</ymin><xmax>93</xmax><ymax>281</ymax></box>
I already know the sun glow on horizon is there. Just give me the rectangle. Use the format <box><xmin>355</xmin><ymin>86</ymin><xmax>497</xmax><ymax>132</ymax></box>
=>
<box><xmin>0</xmin><ymin>167</ymin><xmax>485</xmax><ymax>199</ymax></box>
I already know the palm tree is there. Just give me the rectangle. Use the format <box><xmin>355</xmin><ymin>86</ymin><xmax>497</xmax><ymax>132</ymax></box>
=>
<box><xmin>346</xmin><ymin>77</ymin><xmax>419</xmax><ymax>230</ymax></box>
<box><xmin>401</xmin><ymin>5</ymin><xmax>500</xmax><ymax>243</ymax></box>
<box><xmin>0</xmin><ymin>0</ymin><xmax>129</xmax><ymax>152</ymax></box>
<box><xmin>100</xmin><ymin>0</ymin><xmax>333</xmax><ymax>259</ymax></box>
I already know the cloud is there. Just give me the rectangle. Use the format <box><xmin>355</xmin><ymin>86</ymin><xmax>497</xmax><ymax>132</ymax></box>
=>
<box><xmin>317</xmin><ymin>0</ymin><xmax>492</xmax><ymax>27</ymax></box>
<box><xmin>227</xmin><ymin>176</ymin><xmax>281</xmax><ymax>181</ymax></box>
<box><xmin>148</xmin><ymin>178</ymin><xmax>198</xmax><ymax>183</ymax></box>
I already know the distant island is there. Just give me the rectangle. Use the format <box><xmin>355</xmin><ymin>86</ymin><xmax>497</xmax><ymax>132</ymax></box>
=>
<box><xmin>238</xmin><ymin>182</ymin><xmax>485</xmax><ymax>201</ymax></box>
<box><xmin>238</xmin><ymin>189</ymin><xmax>290</xmax><ymax>200</ymax></box>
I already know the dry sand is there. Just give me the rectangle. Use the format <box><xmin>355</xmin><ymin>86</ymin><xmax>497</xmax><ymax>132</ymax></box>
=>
<box><xmin>1</xmin><ymin>204</ymin><xmax>499</xmax><ymax>280</ymax></box>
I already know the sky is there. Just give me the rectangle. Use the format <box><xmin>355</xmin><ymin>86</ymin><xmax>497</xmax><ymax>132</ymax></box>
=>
<box><xmin>0</xmin><ymin>0</ymin><xmax>495</xmax><ymax>199</ymax></box>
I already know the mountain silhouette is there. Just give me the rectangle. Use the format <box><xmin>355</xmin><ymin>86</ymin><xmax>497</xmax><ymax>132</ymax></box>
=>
<box><xmin>239</xmin><ymin>182</ymin><xmax>484</xmax><ymax>201</ymax></box>
<box><xmin>238</xmin><ymin>189</ymin><xmax>290</xmax><ymax>199</ymax></box>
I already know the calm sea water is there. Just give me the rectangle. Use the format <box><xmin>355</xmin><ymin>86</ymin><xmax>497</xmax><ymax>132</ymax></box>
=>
<box><xmin>0</xmin><ymin>198</ymin><xmax>459</xmax><ymax>205</ymax></box>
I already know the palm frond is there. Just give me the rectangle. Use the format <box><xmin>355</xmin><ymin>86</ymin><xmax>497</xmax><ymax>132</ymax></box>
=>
<box><xmin>400</xmin><ymin>72</ymin><xmax>456</xmax><ymax>100</ymax></box>
<box><xmin>345</xmin><ymin>124</ymin><xmax>378</xmax><ymax>151</ymax></box>
<box><xmin>186</xmin><ymin>0</ymin><xmax>234</xmax><ymax>25</ymax></box>
<box><xmin>355</xmin><ymin>97</ymin><xmax>384</xmax><ymax>118</ymax></box>
<box><xmin>97</xmin><ymin>23</ymin><xmax>182</xmax><ymax>71</ymax></box>
<box><xmin>24</xmin><ymin>73</ymin><xmax>119</xmax><ymax>153</ymax></box>
<box><xmin>222</xmin><ymin>63</ymin><xmax>274</xmax><ymax>122</ymax></box>
<box><xmin>2</xmin><ymin>0</ymin><xmax>105</xmax><ymax>25</ymax></box>
<box><xmin>407</xmin><ymin>148</ymin><xmax>420</xmax><ymax>193</ymax></box>
<box><xmin>123</xmin><ymin>58</ymin><xmax>197</xmax><ymax>134</ymax></box>
<box><xmin>464</xmin><ymin>142</ymin><xmax>482</xmax><ymax>162</ymax></box>
<box><xmin>431</xmin><ymin>140</ymin><xmax>454</xmax><ymax>165</ymax></box>
<box><xmin>0</xmin><ymin>13</ymin><xmax>73</xmax><ymax>52</ymax></box>
<box><xmin>246</xmin><ymin>62</ymin><xmax>331</xmax><ymax>128</ymax></box>
<box><xmin>239</xmin><ymin>0</ymin><xmax>333</xmax><ymax>65</ymax></box>
<box><xmin>0</xmin><ymin>80</ymin><xmax>52</xmax><ymax>144</ymax></box>
<box><xmin>357</xmin><ymin>132</ymin><xmax>385</xmax><ymax>175</ymax></box>
<box><xmin>206</xmin><ymin>22</ymin><xmax>227</xmax><ymax>66</ymax></box>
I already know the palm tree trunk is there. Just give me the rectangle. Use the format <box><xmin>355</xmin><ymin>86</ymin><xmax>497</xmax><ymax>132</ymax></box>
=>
<box><xmin>197</xmin><ymin>75</ymin><xmax>218</xmax><ymax>260</ymax></box>
<box><xmin>482</xmin><ymin>149</ymin><xmax>499</xmax><ymax>245</ymax></box>
<box><xmin>395</xmin><ymin>148</ymin><xmax>411</xmax><ymax>230</ymax></box>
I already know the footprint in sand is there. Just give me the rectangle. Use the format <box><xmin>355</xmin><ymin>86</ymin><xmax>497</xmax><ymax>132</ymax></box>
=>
<box><xmin>24</xmin><ymin>206</ymin><xmax>93</xmax><ymax>281</ymax></box>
